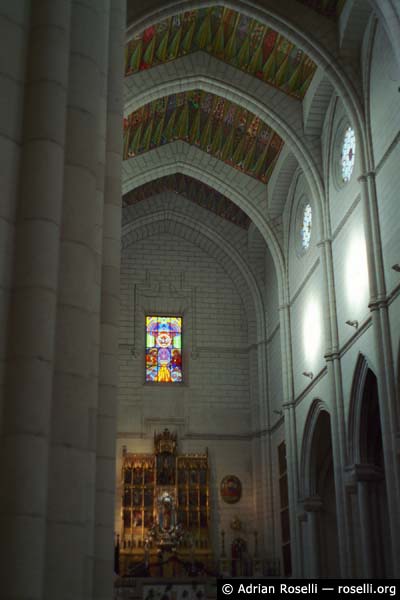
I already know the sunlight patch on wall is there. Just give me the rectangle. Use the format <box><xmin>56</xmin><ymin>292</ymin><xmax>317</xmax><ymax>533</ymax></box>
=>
<box><xmin>345</xmin><ymin>231</ymin><xmax>369</xmax><ymax>315</ymax></box>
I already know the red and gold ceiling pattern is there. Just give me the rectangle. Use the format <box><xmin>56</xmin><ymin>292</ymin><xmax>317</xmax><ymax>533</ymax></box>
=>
<box><xmin>123</xmin><ymin>173</ymin><xmax>251</xmax><ymax>229</ymax></box>
<box><xmin>123</xmin><ymin>90</ymin><xmax>284</xmax><ymax>183</ymax></box>
<box><xmin>125</xmin><ymin>6</ymin><xmax>317</xmax><ymax>100</ymax></box>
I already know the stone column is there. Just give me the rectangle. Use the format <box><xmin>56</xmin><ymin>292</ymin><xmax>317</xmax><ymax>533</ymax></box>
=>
<box><xmin>359</xmin><ymin>171</ymin><xmax>400</xmax><ymax>576</ymax></box>
<box><xmin>357</xmin><ymin>480</ymin><xmax>374</xmax><ymax>577</ymax></box>
<box><xmin>279</xmin><ymin>301</ymin><xmax>301</xmax><ymax>576</ymax></box>
<box><xmin>256</xmin><ymin>329</ymin><xmax>275</xmax><ymax>562</ymax></box>
<box><xmin>303</xmin><ymin>497</ymin><xmax>323</xmax><ymax>578</ymax></box>
<box><xmin>0</xmin><ymin>3</ymin><xmax>71</xmax><ymax>599</ymax></box>
<box><xmin>44</xmin><ymin>2</ymin><xmax>109</xmax><ymax>599</ymax></box>
<box><xmin>93</xmin><ymin>1</ymin><xmax>126</xmax><ymax>598</ymax></box>
<box><xmin>0</xmin><ymin>1</ymin><xmax>30</xmax><ymax>431</ymax></box>
<box><xmin>318</xmin><ymin>238</ymin><xmax>352</xmax><ymax>576</ymax></box>
<box><xmin>86</xmin><ymin>3</ymin><xmax>111</xmax><ymax>597</ymax></box>
<box><xmin>348</xmin><ymin>463</ymin><xmax>386</xmax><ymax>578</ymax></box>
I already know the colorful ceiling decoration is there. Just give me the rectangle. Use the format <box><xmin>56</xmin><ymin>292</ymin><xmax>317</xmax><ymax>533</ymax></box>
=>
<box><xmin>123</xmin><ymin>90</ymin><xmax>284</xmax><ymax>184</ymax></box>
<box><xmin>125</xmin><ymin>6</ymin><xmax>317</xmax><ymax>100</ymax></box>
<box><xmin>123</xmin><ymin>173</ymin><xmax>251</xmax><ymax>229</ymax></box>
<box><xmin>295</xmin><ymin>0</ymin><xmax>346</xmax><ymax>19</ymax></box>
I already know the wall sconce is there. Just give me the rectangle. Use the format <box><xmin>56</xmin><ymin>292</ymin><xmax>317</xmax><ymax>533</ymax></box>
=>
<box><xmin>346</xmin><ymin>319</ymin><xmax>359</xmax><ymax>329</ymax></box>
<box><xmin>392</xmin><ymin>264</ymin><xmax>400</xmax><ymax>272</ymax></box>
<box><xmin>302</xmin><ymin>371</ymin><xmax>314</xmax><ymax>380</ymax></box>
<box><xmin>273</xmin><ymin>410</ymin><xmax>283</xmax><ymax>417</ymax></box>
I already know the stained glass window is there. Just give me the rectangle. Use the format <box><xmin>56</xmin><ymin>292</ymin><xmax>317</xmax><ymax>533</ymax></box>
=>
<box><xmin>145</xmin><ymin>316</ymin><xmax>182</xmax><ymax>383</ymax></box>
<box><xmin>341</xmin><ymin>126</ymin><xmax>356</xmax><ymax>182</ymax></box>
<box><xmin>301</xmin><ymin>203</ymin><xmax>312</xmax><ymax>250</ymax></box>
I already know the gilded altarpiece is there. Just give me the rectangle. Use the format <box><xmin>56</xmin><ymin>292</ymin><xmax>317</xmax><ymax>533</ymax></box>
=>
<box><xmin>120</xmin><ymin>430</ymin><xmax>212</xmax><ymax>576</ymax></box>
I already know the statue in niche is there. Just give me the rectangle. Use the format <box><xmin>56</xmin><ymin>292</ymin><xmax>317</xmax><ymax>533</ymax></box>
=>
<box><xmin>146</xmin><ymin>491</ymin><xmax>185</xmax><ymax>552</ymax></box>
<box><xmin>156</xmin><ymin>452</ymin><xmax>175</xmax><ymax>485</ymax></box>
<box><xmin>158</xmin><ymin>492</ymin><xmax>175</xmax><ymax>531</ymax></box>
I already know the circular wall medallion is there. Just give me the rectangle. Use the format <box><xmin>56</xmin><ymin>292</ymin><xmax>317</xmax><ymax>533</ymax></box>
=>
<box><xmin>220</xmin><ymin>475</ymin><xmax>242</xmax><ymax>504</ymax></box>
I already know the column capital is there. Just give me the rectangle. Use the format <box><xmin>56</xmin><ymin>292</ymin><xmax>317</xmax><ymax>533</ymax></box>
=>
<box><xmin>344</xmin><ymin>463</ymin><xmax>384</xmax><ymax>484</ymax></box>
<box><xmin>358</xmin><ymin>170</ymin><xmax>376</xmax><ymax>183</ymax></box>
<box><xmin>278</xmin><ymin>302</ymin><xmax>290</xmax><ymax>311</ymax></box>
<box><xmin>324</xmin><ymin>349</ymin><xmax>340</xmax><ymax>362</ymax></box>
<box><xmin>303</xmin><ymin>496</ymin><xmax>323</xmax><ymax>512</ymax></box>
<box><xmin>368</xmin><ymin>297</ymin><xmax>389</xmax><ymax>311</ymax></box>
<box><xmin>316</xmin><ymin>237</ymin><xmax>332</xmax><ymax>248</ymax></box>
<box><xmin>282</xmin><ymin>402</ymin><xmax>295</xmax><ymax>411</ymax></box>
<box><xmin>298</xmin><ymin>512</ymin><xmax>308</xmax><ymax>523</ymax></box>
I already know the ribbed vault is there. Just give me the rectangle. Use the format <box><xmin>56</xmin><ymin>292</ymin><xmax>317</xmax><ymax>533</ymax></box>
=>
<box><xmin>122</xmin><ymin>200</ymin><xmax>267</xmax><ymax>341</ymax></box>
<box><xmin>126</xmin><ymin>0</ymin><xmax>368</xmax><ymax>166</ymax></box>
<box><xmin>123</xmin><ymin>89</ymin><xmax>284</xmax><ymax>183</ymax></box>
<box><xmin>123</xmin><ymin>173</ymin><xmax>251</xmax><ymax>229</ymax></box>
<box><xmin>125</xmin><ymin>5</ymin><xmax>317</xmax><ymax>100</ymax></box>
<box><xmin>122</xmin><ymin>141</ymin><xmax>286</xmax><ymax>300</ymax></box>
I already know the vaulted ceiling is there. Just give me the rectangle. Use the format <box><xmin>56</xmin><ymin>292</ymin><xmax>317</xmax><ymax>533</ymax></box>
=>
<box><xmin>123</xmin><ymin>89</ymin><xmax>284</xmax><ymax>183</ymax></box>
<box><xmin>123</xmin><ymin>173</ymin><xmax>251</xmax><ymax>229</ymax></box>
<box><xmin>125</xmin><ymin>6</ymin><xmax>317</xmax><ymax>100</ymax></box>
<box><xmin>123</xmin><ymin>0</ymin><xmax>348</xmax><ymax>228</ymax></box>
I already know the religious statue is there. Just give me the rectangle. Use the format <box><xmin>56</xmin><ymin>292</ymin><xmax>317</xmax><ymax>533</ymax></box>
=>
<box><xmin>158</xmin><ymin>492</ymin><xmax>175</xmax><ymax>531</ymax></box>
<box><xmin>156</xmin><ymin>452</ymin><xmax>175</xmax><ymax>485</ymax></box>
<box><xmin>145</xmin><ymin>491</ymin><xmax>185</xmax><ymax>552</ymax></box>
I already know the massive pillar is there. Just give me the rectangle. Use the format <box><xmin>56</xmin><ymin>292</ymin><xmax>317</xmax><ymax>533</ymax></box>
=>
<box><xmin>303</xmin><ymin>498</ymin><xmax>322</xmax><ymax>578</ymax></box>
<box><xmin>0</xmin><ymin>1</ymin><xmax>30</xmax><ymax>429</ymax></box>
<box><xmin>319</xmin><ymin>238</ymin><xmax>352</xmax><ymax>577</ymax></box>
<box><xmin>44</xmin><ymin>2</ymin><xmax>110</xmax><ymax>598</ymax></box>
<box><xmin>279</xmin><ymin>302</ymin><xmax>301</xmax><ymax>577</ymax></box>
<box><xmin>0</xmin><ymin>2</ymin><xmax>71</xmax><ymax>599</ymax></box>
<box><xmin>93</xmin><ymin>1</ymin><xmax>126</xmax><ymax>598</ymax></box>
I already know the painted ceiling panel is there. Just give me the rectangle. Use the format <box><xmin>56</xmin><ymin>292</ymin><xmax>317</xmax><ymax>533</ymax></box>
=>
<box><xmin>296</xmin><ymin>0</ymin><xmax>346</xmax><ymax>19</ymax></box>
<box><xmin>125</xmin><ymin>6</ymin><xmax>317</xmax><ymax>100</ymax></box>
<box><xmin>123</xmin><ymin>90</ymin><xmax>284</xmax><ymax>184</ymax></box>
<box><xmin>123</xmin><ymin>173</ymin><xmax>251</xmax><ymax>229</ymax></box>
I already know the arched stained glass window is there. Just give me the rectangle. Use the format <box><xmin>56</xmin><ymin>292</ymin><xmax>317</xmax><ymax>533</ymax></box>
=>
<box><xmin>146</xmin><ymin>316</ymin><xmax>182</xmax><ymax>383</ymax></box>
<box><xmin>341</xmin><ymin>126</ymin><xmax>356</xmax><ymax>182</ymax></box>
<box><xmin>301</xmin><ymin>203</ymin><xmax>312</xmax><ymax>250</ymax></box>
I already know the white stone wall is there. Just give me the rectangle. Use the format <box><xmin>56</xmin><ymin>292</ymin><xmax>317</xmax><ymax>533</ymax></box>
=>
<box><xmin>119</xmin><ymin>0</ymin><xmax>400</xmax><ymax>579</ymax></box>
<box><xmin>117</xmin><ymin>197</ymin><xmax>262</xmax><ymax>556</ymax></box>
<box><xmin>369</xmin><ymin>22</ymin><xmax>400</xmax><ymax>167</ymax></box>
<box><xmin>118</xmin><ymin>232</ymin><xmax>250</xmax><ymax>416</ymax></box>
<box><xmin>370</xmin><ymin>21</ymin><xmax>400</xmax><ymax>363</ymax></box>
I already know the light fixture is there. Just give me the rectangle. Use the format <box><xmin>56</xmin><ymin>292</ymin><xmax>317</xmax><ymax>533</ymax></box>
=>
<box><xmin>392</xmin><ymin>264</ymin><xmax>400</xmax><ymax>272</ymax></box>
<box><xmin>302</xmin><ymin>371</ymin><xmax>314</xmax><ymax>380</ymax></box>
<box><xmin>273</xmin><ymin>410</ymin><xmax>283</xmax><ymax>417</ymax></box>
<box><xmin>346</xmin><ymin>319</ymin><xmax>359</xmax><ymax>329</ymax></box>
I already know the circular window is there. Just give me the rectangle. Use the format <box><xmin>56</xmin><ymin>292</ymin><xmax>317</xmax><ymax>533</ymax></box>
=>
<box><xmin>300</xmin><ymin>203</ymin><xmax>312</xmax><ymax>251</ymax></box>
<box><xmin>341</xmin><ymin>126</ymin><xmax>356</xmax><ymax>183</ymax></box>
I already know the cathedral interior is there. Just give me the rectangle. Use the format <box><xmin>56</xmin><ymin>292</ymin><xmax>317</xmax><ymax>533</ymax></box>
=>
<box><xmin>1</xmin><ymin>0</ymin><xmax>400</xmax><ymax>598</ymax></box>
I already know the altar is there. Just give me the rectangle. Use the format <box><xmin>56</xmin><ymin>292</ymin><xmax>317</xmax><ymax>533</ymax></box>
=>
<box><xmin>118</xmin><ymin>430</ymin><xmax>214</xmax><ymax>577</ymax></box>
<box><xmin>114</xmin><ymin>577</ymin><xmax>216</xmax><ymax>600</ymax></box>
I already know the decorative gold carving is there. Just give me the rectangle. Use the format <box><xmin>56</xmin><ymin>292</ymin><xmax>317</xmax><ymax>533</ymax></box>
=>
<box><xmin>120</xmin><ymin>431</ymin><xmax>211</xmax><ymax>575</ymax></box>
<box><xmin>230</xmin><ymin>516</ymin><xmax>242</xmax><ymax>531</ymax></box>
<box><xmin>154</xmin><ymin>428</ymin><xmax>178</xmax><ymax>455</ymax></box>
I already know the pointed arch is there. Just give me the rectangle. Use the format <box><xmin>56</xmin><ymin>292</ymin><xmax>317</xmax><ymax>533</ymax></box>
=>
<box><xmin>122</xmin><ymin>148</ymin><xmax>287</xmax><ymax>302</ymax></box>
<box><xmin>348</xmin><ymin>353</ymin><xmax>373</xmax><ymax>465</ymax></box>
<box><xmin>126</xmin><ymin>0</ymin><xmax>370</xmax><ymax>179</ymax></box>
<box><xmin>299</xmin><ymin>398</ymin><xmax>330</xmax><ymax>498</ymax></box>
<box><xmin>122</xmin><ymin>205</ymin><xmax>267</xmax><ymax>338</ymax></box>
<box><xmin>123</xmin><ymin>61</ymin><xmax>326</xmax><ymax>232</ymax></box>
